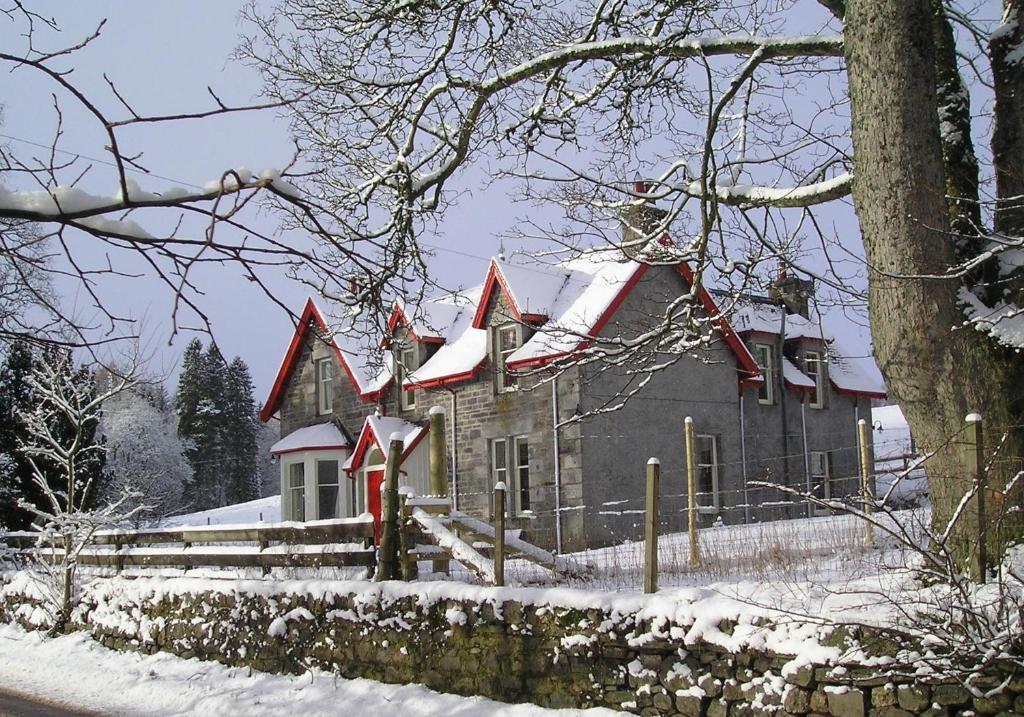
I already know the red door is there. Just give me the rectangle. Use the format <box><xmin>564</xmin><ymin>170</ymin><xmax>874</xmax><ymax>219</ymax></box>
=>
<box><xmin>367</xmin><ymin>469</ymin><xmax>384</xmax><ymax>543</ymax></box>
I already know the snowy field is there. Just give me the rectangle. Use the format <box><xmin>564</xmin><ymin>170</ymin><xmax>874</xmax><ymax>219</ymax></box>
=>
<box><xmin>0</xmin><ymin>622</ymin><xmax>616</xmax><ymax>717</ymax></box>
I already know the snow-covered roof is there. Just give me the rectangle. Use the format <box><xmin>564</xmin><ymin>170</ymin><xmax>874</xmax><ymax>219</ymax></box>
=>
<box><xmin>781</xmin><ymin>357</ymin><xmax>815</xmax><ymax>390</ymax></box>
<box><xmin>482</xmin><ymin>258</ymin><xmax>581</xmax><ymax>322</ymax></box>
<box><xmin>729</xmin><ymin>298</ymin><xmax>886</xmax><ymax>399</ymax></box>
<box><xmin>342</xmin><ymin>415</ymin><xmax>428</xmax><ymax>471</ymax></box>
<box><xmin>390</xmin><ymin>295</ymin><xmax>468</xmax><ymax>341</ymax></box>
<box><xmin>826</xmin><ymin>340</ymin><xmax>886</xmax><ymax>398</ymax></box>
<box><xmin>730</xmin><ymin>301</ymin><xmax>832</xmax><ymax>342</ymax></box>
<box><xmin>406</xmin><ymin>290</ymin><xmax>488</xmax><ymax>388</ymax></box>
<box><xmin>270</xmin><ymin>422</ymin><xmax>351</xmax><ymax>456</ymax></box>
<box><xmin>506</xmin><ymin>259</ymin><xmax>641</xmax><ymax>366</ymax></box>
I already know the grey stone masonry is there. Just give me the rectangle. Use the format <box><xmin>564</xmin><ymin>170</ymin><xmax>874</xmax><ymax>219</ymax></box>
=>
<box><xmin>2</xmin><ymin>578</ymin><xmax>1015</xmax><ymax>717</ymax></box>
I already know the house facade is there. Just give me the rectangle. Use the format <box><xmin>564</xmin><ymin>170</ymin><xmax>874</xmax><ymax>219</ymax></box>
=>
<box><xmin>260</xmin><ymin>254</ymin><xmax>885</xmax><ymax>553</ymax></box>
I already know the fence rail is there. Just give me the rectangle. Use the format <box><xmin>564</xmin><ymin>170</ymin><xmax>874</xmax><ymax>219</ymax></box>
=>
<box><xmin>0</xmin><ymin>516</ymin><xmax>376</xmax><ymax>573</ymax></box>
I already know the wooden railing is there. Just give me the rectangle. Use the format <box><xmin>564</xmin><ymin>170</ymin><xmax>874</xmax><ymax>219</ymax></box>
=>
<box><xmin>0</xmin><ymin>516</ymin><xmax>376</xmax><ymax>572</ymax></box>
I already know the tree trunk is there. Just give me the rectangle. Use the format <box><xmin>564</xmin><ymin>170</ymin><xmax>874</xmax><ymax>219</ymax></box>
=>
<box><xmin>845</xmin><ymin>0</ymin><xmax>1023</xmax><ymax>567</ymax></box>
<box><xmin>992</xmin><ymin>0</ymin><xmax>1024</xmax><ymax>306</ymax></box>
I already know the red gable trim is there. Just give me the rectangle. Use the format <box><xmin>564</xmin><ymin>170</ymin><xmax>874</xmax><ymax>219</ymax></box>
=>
<box><xmin>259</xmin><ymin>298</ymin><xmax>392</xmax><ymax>422</ymax></box>
<box><xmin>404</xmin><ymin>356</ymin><xmax>489</xmax><ymax>391</ymax></box>
<box><xmin>674</xmin><ymin>263</ymin><xmax>763</xmax><ymax>383</ymax></box>
<box><xmin>273</xmin><ymin>444</ymin><xmax>350</xmax><ymax>457</ymax></box>
<box><xmin>344</xmin><ymin>420</ymin><xmax>429</xmax><ymax>475</ymax></box>
<box><xmin>471</xmin><ymin>260</ymin><xmax>548</xmax><ymax>330</ymax></box>
<box><xmin>506</xmin><ymin>262</ymin><xmax>764</xmax><ymax>387</ymax></box>
<box><xmin>833</xmin><ymin>384</ymin><xmax>888</xmax><ymax>400</ymax></box>
<box><xmin>387</xmin><ymin>302</ymin><xmax>446</xmax><ymax>344</ymax></box>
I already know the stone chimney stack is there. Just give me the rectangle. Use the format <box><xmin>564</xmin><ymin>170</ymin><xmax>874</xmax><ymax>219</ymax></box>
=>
<box><xmin>769</xmin><ymin>262</ymin><xmax>814</xmax><ymax>318</ymax></box>
<box><xmin>620</xmin><ymin>180</ymin><xmax>668</xmax><ymax>259</ymax></box>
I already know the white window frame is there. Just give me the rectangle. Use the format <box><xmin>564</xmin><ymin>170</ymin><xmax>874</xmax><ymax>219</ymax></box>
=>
<box><xmin>281</xmin><ymin>449</ymin><xmax>354</xmax><ymax>522</ymax></box>
<box><xmin>316</xmin><ymin>458</ymin><xmax>342</xmax><ymax>520</ymax></box>
<box><xmin>804</xmin><ymin>350</ymin><xmax>825</xmax><ymax>409</ymax></box>
<box><xmin>398</xmin><ymin>345</ymin><xmax>417</xmax><ymax>411</ymax></box>
<box><xmin>754</xmin><ymin>343</ymin><xmax>775</xmax><ymax>405</ymax></box>
<box><xmin>316</xmin><ymin>358</ymin><xmax>333</xmax><ymax>415</ymax></box>
<box><xmin>695</xmin><ymin>434</ymin><xmax>720</xmax><ymax>513</ymax></box>
<box><xmin>287</xmin><ymin>461</ymin><xmax>306</xmax><ymax>521</ymax></box>
<box><xmin>810</xmin><ymin>450</ymin><xmax>832</xmax><ymax>508</ymax></box>
<box><xmin>493</xmin><ymin>323</ymin><xmax>521</xmax><ymax>393</ymax></box>
<box><xmin>490</xmin><ymin>435</ymin><xmax>531</xmax><ymax>516</ymax></box>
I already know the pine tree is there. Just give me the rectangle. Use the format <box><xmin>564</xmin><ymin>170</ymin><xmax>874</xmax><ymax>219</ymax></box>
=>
<box><xmin>175</xmin><ymin>338</ymin><xmax>206</xmax><ymax>509</ymax></box>
<box><xmin>0</xmin><ymin>341</ymin><xmax>37</xmax><ymax>530</ymax></box>
<box><xmin>224</xmin><ymin>357</ymin><xmax>260</xmax><ymax>504</ymax></box>
<box><xmin>175</xmin><ymin>340</ymin><xmax>262</xmax><ymax>510</ymax></box>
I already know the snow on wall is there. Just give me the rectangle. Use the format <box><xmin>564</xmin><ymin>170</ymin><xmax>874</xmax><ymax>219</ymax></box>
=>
<box><xmin>1</xmin><ymin>570</ymin><xmax>1015</xmax><ymax>716</ymax></box>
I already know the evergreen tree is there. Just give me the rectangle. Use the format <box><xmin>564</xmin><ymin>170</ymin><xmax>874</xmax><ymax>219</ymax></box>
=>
<box><xmin>224</xmin><ymin>357</ymin><xmax>260</xmax><ymax>504</ymax></box>
<box><xmin>0</xmin><ymin>341</ymin><xmax>37</xmax><ymax>530</ymax></box>
<box><xmin>175</xmin><ymin>340</ymin><xmax>262</xmax><ymax>510</ymax></box>
<box><xmin>175</xmin><ymin>338</ymin><xmax>206</xmax><ymax>509</ymax></box>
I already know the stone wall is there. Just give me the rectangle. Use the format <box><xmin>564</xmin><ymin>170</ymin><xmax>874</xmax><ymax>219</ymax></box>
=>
<box><xmin>3</xmin><ymin>576</ymin><xmax>1019</xmax><ymax>717</ymax></box>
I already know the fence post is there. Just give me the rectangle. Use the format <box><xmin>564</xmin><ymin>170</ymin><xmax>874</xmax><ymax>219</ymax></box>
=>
<box><xmin>398</xmin><ymin>491</ymin><xmax>418</xmax><ymax>581</ymax></box>
<box><xmin>493</xmin><ymin>482</ymin><xmax>506</xmax><ymax>587</ymax></box>
<box><xmin>964</xmin><ymin>412</ymin><xmax>986</xmax><ymax>582</ymax></box>
<box><xmin>644</xmin><ymin>458</ymin><xmax>660</xmax><ymax>594</ymax></box>
<box><xmin>857</xmin><ymin>418</ymin><xmax>874</xmax><ymax>546</ymax></box>
<box><xmin>377</xmin><ymin>433</ymin><xmax>404</xmax><ymax>581</ymax></box>
<box><xmin>429</xmin><ymin>406</ymin><xmax>451</xmax><ymax>575</ymax></box>
<box><xmin>685</xmin><ymin>416</ymin><xmax>699</xmax><ymax>568</ymax></box>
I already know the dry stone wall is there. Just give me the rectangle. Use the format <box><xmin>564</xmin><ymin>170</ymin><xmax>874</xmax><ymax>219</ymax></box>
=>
<box><xmin>1</xmin><ymin>575</ymin><xmax>1020</xmax><ymax>717</ymax></box>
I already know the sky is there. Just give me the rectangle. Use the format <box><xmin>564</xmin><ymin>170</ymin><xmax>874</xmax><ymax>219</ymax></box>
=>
<box><xmin>0</xmin><ymin>1</ymin><xmax>892</xmax><ymax>403</ymax></box>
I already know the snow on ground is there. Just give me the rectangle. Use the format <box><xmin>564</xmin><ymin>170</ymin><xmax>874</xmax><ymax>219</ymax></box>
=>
<box><xmin>871</xmin><ymin>405</ymin><xmax>928</xmax><ymax>506</ymax></box>
<box><xmin>164</xmin><ymin>495</ymin><xmax>280</xmax><ymax>527</ymax></box>
<box><xmin>0</xmin><ymin>623</ymin><xmax>616</xmax><ymax>717</ymax></box>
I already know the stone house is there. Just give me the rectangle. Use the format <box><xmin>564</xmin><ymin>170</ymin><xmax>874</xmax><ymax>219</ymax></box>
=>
<box><xmin>259</xmin><ymin>254</ymin><xmax>885</xmax><ymax>552</ymax></box>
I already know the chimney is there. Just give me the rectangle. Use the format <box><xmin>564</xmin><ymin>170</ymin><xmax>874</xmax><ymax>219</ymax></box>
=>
<box><xmin>769</xmin><ymin>263</ymin><xmax>814</xmax><ymax>318</ymax></box>
<box><xmin>620</xmin><ymin>180</ymin><xmax>668</xmax><ymax>259</ymax></box>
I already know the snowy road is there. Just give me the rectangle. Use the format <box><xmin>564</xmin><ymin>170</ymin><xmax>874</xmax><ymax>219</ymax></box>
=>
<box><xmin>0</xmin><ymin>689</ymin><xmax>97</xmax><ymax>717</ymax></box>
<box><xmin>0</xmin><ymin>624</ymin><xmax>616</xmax><ymax>717</ymax></box>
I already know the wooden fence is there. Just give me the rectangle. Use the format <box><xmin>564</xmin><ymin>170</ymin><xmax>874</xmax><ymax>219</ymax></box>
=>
<box><xmin>0</xmin><ymin>516</ymin><xmax>376</xmax><ymax>573</ymax></box>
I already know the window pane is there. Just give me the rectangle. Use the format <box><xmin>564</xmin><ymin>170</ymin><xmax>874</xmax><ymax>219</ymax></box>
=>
<box><xmin>318</xmin><ymin>485</ymin><xmax>339</xmax><ymax>520</ymax></box>
<box><xmin>289</xmin><ymin>462</ymin><xmax>304</xmax><ymax>487</ymax></box>
<box><xmin>289</xmin><ymin>463</ymin><xmax>305</xmax><ymax>521</ymax></box>
<box><xmin>516</xmin><ymin>438</ymin><xmax>530</xmax><ymax>511</ymax></box>
<box><xmin>493</xmin><ymin>439</ymin><xmax>507</xmax><ymax>471</ymax></box>
<box><xmin>756</xmin><ymin>345</ymin><xmax>772</xmax><ymax>402</ymax></box>
<box><xmin>499</xmin><ymin>326</ymin><xmax>518</xmax><ymax>351</ymax></box>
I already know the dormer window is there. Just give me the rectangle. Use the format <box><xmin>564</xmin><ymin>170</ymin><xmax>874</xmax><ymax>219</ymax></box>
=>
<box><xmin>804</xmin><ymin>350</ymin><xmax>825</xmax><ymax>409</ymax></box>
<box><xmin>398</xmin><ymin>345</ymin><xmax>418</xmax><ymax>410</ymax></box>
<box><xmin>494</xmin><ymin>323</ymin><xmax>521</xmax><ymax>393</ymax></box>
<box><xmin>316</xmin><ymin>357</ymin><xmax>333</xmax><ymax>415</ymax></box>
<box><xmin>754</xmin><ymin>343</ymin><xmax>775</xmax><ymax>405</ymax></box>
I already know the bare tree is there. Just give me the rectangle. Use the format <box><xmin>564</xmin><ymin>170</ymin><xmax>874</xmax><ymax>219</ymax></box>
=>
<box><xmin>15</xmin><ymin>352</ymin><xmax>141</xmax><ymax>632</ymax></box>
<box><xmin>0</xmin><ymin>2</ymin><xmax>434</xmax><ymax>351</ymax></box>
<box><xmin>236</xmin><ymin>0</ymin><xmax>1024</xmax><ymax>564</ymax></box>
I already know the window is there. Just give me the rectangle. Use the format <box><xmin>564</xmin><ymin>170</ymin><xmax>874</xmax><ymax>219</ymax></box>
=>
<box><xmin>288</xmin><ymin>462</ymin><xmax>305</xmax><ymax>521</ymax></box>
<box><xmin>317</xmin><ymin>459</ymin><xmax>340</xmax><ymax>520</ymax></box>
<box><xmin>804</xmin><ymin>350</ymin><xmax>825</xmax><ymax>408</ymax></box>
<box><xmin>695</xmin><ymin>435</ymin><xmax>720</xmax><ymax>511</ymax></box>
<box><xmin>754</xmin><ymin>343</ymin><xmax>774</xmax><ymax>405</ymax></box>
<box><xmin>316</xmin><ymin>358</ymin><xmax>333</xmax><ymax>415</ymax></box>
<box><xmin>491</xmin><ymin>436</ymin><xmax>531</xmax><ymax>515</ymax></box>
<box><xmin>493</xmin><ymin>323</ymin><xmax>521</xmax><ymax>392</ymax></box>
<box><xmin>810</xmin><ymin>450</ymin><xmax>832</xmax><ymax>502</ymax></box>
<box><xmin>515</xmin><ymin>436</ymin><xmax>531</xmax><ymax>513</ymax></box>
<box><xmin>398</xmin><ymin>346</ymin><xmax>417</xmax><ymax>410</ymax></box>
